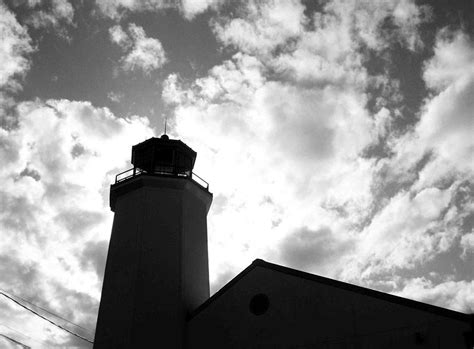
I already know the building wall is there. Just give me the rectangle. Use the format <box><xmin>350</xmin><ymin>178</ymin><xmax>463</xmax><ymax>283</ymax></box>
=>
<box><xmin>182</xmin><ymin>187</ymin><xmax>211</xmax><ymax>311</ymax></box>
<box><xmin>187</xmin><ymin>266</ymin><xmax>471</xmax><ymax>348</ymax></box>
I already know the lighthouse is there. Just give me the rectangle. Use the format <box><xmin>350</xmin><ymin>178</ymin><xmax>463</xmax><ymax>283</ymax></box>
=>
<box><xmin>94</xmin><ymin>135</ymin><xmax>212</xmax><ymax>348</ymax></box>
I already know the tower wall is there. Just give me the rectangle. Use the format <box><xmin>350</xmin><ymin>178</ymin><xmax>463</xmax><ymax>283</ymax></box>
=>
<box><xmin>94</xmin><ymin>175</ymin><xmax>212</xmax><ymax>348</ymax></box>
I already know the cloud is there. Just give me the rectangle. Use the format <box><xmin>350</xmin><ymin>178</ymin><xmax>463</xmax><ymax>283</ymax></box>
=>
<box><xmin>212</xmin><ymin>0</ymin><xmax>430</xmax><ymax>60</ymax></box>
<box><xmin>109</xmin><ymin>24</ymin><xmax>131</xmax><ymax>49</ymax></box>
<box><xmin>26</xmin><ymin>0</ymin><xmax>74</xmax><ymax>29</ymax></box>
<box><xmin>396</xmin><ymin>278</ymin><xmax>474</xmax><ymax>312</ymax></box>
<box><xmin>96</xmin><ymin>0</ymin><xmax>221</xmax><ymax>20</ymax></box>
<box><xmin>423</xmin><ymin>30</ymin><xmax>474</xmax><ymax>91</ymax></box>
<box><xmin>181</xmin><ymin>0</ymin><xmax>222</xmax><ymax>19</ymax></box>
<box><xmin>0</xmin><ymin>2</ymin><xmax>34</xmax><ymax>123</ymax></box>
<box><xmin>0</xmin><ymin>3</ymin><xmax>34</xmax><ymax>89</ymax></box>
<box><xmin>109</xmin><ymin>23</ymin><xmax>167</xmax><ymax>75</ymax></box>
<box><xmin>81</xmin><ymin>240</ymin><xmax>108</xmax><ymax>281</ymax></box>
<box><xmin>278</xmin><ymin>227</ymin><xmax>353</xmax><ymax>275</ymax></box>
<box><xmin>163</xmin><ymin>2</ymin><xmax>384</xmax><ymax>288</ymax></box>
<box><xmin>163</xmin><ymin>1</ymin><xmax>473</xmax><ymax>313</ymax></box>
<box><xmin>325</xmin><ymin>0</ymin><xmax>431</xmax><ymax>52</ymax></box>
<box><xmin>95</xmin><ymin>0</ymin><xmax>173</xmax><ymax>19</ymax></box>
<box><xmin>460</xmin><ymin>232</ymin><xmax>474</xmax><ymax>257</ymax></box>
<box><xmin>107</xmin><ymin>91</ymin><xmax>124</xmax><ymax>103</ymax></box>
<box><xmin>338</xmin><ymin>29</ymin><xmax>474</xmax><ymax>296</ymax></box>
<box><xmin>1</xmin><ymin>2</ymin><xmax>470</xmax><ymax>342</ymax></box>
<box><xmin>394</xmin><ymin>30</ymin><xmax>474</xmax><ymax>196</ymax></box>
<box><xmin>343</xmin><ymin>187</ymin><xmax>457</xmax><ymax>280</ymax></box>
<box><xmin>211</xmin><ymin>268</ymin><xmax>237</xmax><ymax>294</ymax></box>
<box><xmin>212</xmin><ymin>0</ymin><xmax>306</xmax><ymax>56</ymax></box>
<box><xmin>7</xmin><ymin>0</ymin><xmax>74</xmax><ymax>39</ymax></box>
<box><xmin>0</xmin><ymin>98</ymin><xmax>153</xmax><ymax>346</ymax></box>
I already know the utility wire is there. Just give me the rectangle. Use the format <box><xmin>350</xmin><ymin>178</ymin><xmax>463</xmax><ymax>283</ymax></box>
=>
<box><xmin>0</xmin><ymin>288</ymin><xmax>94</xmax><ymax>335</ymax></box>
<box><xmin>0</xmin><ymin>292</ymin><xmax>94</xmax><ymax>344</ymax></box>
<box><xmin>0</xmin><ymin>323</ymin><xmax>46</xmax><ymax>345</ymax></box>
<box><xmin>0</xmin><ymin>333</ymin><xmax>31</xmax><ymax>349</ymax></box>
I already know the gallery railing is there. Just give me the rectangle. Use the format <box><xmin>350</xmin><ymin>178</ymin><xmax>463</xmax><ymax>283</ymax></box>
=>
<box><xmin>114</xmin><ymin>167</ymin><xmax>209</xmax><ymax>190</ymax></box>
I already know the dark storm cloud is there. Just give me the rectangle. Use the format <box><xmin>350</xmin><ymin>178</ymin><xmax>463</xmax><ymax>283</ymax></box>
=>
<box><xmin>279</xmin><ymin>227</ymin><xmax>352</xmax><ymax>272</ymax></box>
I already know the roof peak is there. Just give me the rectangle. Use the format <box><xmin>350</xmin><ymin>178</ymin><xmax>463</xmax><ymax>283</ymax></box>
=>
<box><xmin>189</xmin><ymin>259</ymin><xmax>472</xmax><ymax>321</ymax></box>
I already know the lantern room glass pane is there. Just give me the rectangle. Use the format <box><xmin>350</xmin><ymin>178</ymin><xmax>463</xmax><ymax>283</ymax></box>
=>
<box><xmin>155</xmin><ymin>148</ymin><xmax>174</xmax><ymax>165</ymax></box>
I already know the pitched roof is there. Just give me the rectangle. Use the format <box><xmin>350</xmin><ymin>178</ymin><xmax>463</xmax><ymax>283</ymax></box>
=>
<box><xmin>189</xmin><ymin>259</ymin><xmax>473</xmax><ymax>324</ymax></box>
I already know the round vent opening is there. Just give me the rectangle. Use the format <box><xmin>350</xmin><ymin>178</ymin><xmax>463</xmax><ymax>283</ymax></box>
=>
<box><xmin>249</xmin><ymin>293</ymin><xmax>270</xmax><ymax>316</ymax></box>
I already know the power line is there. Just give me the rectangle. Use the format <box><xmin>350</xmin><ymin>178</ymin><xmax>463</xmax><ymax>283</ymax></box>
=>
<box><xmin>0</xmin><ymin>323</ymin><xmax>46</xmax><ymax>345</ymax></box>
<box><xmin>0</xmin><ymin>333</ymin><xmax>31</xmax><ymax>349</ymax></box>
<box><xmin>0</xmin><ymin>292</ymin><xmax>94</xmax><ymax>344</ymax></box>
<box><xmin>0</xmin><ymin>288</ymin><xmax>94</xmax><ymax>335</ymax></box>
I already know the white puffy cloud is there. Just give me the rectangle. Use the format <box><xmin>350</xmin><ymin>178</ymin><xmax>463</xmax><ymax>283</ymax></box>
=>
<box><xmin>460</xmin><ymin>232</ymin><xmax>474</xmax><ymax>257</ymax></box>
<box><xmin>424</xmin><ymin>31</ymin><xmax>474</xmax><ymax>91</ymax></box>
<box><xmin>343</xmin><ymin>187</ymin><xmax>457</xmax><ymax>280</ymax></box>
<box><xmin>0</xmin><ymin>99</ymin><xmax>153</xmax><ymax>347</ymax></box>
<box><xmin>109</xmin><ymin>23</ymin><xmax>166</xmax><ymax>75</ymax></box>
<box><xmin>0</xmin><ymin>2</ymin><xmax>35</xmax><ymax>126</ymax></box>
<box><xmin>212</xmin><ymin>0</ymin><xmax>306</xmax><ymax>56</ymax></box>
<box><xmin>163</xmin><ymin>27</ymin><xmax>379</xmax><ymax>288</ymax></box>
<box><xmin>26</xmin><ymin>0</ymin><xmax>74</xmax><ymax>28</ymax></box>
<box><xmin>164</xmin><ymin>1</ymin><xmax>473</xmax><ymax>314</ymax></box>
<box><xmin>267</xmin><ymin>0</ymin><xmax>430</xmax><ymax>90</ymax></box>
<box><xmin>396</xmin><ymin>278</ymin><xmax>474</xmax><ymax>312</ymax></box>
<box><xmin>8</xmin><ymin>0</ymin><xmax>75</xmax><ymax>39</ymax></box>
<box><xmin>96</xmin><ymin>0</ymin><xmax>221</xmax><ymax>20</ymax></box>
<box><xmin>325</xmin><ymin>0</ymin><xmax>431</xmax><ymax>52</ymax></box>
<box><xmin>386</xmin><ymin>30</ymin><xmax>474</xmax><ymax>196</ymax></box>
<box><xmin>167</xmin><ymin>2</ymin><xmax>434</xmax><ymax>289</ymax></box>
<box><xmin>181</xmin><ymin>0</ymin><xmax>222</xmax><ymax>19</ymax></box>
<box><xmin>95</xmin><ymin>0</ymin><xmax>172</xmax><ymax>19</ymax></box>
<box><xmin>278</xmin><ymin>226</ymin><xmax>353</xmax><ymax>276</ymax></box>
<box><xmin>109</xmin><ymin>24</ymin><xmax>131</xmax><ymax>49</ymax></box>
<box><xmin>339</xmin><ymin>29</ymin><xmax>474</xmax><ymax>298</ymax></box>
<box><xmin>0</xmin><ymin>3</ymin><xmax>34</xmax><ymax>91</ymax></box>
<box><xmin>212</xmin><ymin>0</ymin><xmax>430</xmax><ymax>60</ymax></box>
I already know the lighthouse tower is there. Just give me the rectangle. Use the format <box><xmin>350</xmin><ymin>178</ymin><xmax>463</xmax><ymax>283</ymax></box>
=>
<box><xmin>94</xmin><ymin>135</ymin><xmax>212</xmax><ymax>348</ymax></box>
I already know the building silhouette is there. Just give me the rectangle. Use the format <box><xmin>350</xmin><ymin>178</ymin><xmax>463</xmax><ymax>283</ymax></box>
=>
<box><xmin>94</xmin><ymin>136</ymin><xmax>473</xmax><ymax>348</ymax></box>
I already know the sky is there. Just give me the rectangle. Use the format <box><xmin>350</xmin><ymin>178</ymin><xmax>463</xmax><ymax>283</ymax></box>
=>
<box><xmin>0</xmin><ymin>0</ymin><xmax>473</xmax><ymax>347</ymax></box>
